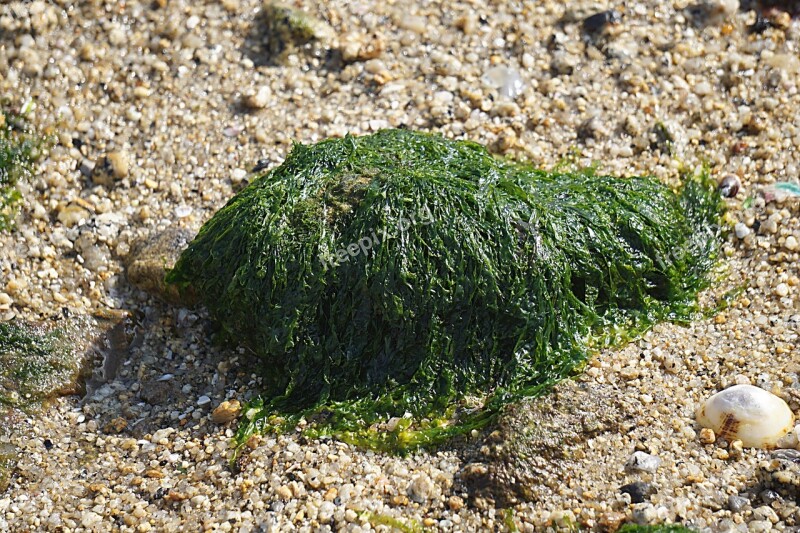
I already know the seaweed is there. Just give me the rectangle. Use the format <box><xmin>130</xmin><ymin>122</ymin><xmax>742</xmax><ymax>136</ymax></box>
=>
<box><xmin>618</xmin><ymin>525</ymin><xmax>696</xmax><ymax>533</ymax></box>
<box><xmin>166</xmin><ymin>129</ymin><xmax>726</xmax><ymax>453</ymax></box>
<box><xmin>0</xmin><ymin>101</ymin><xmax>45</xmax><ymax>231</ymax></box>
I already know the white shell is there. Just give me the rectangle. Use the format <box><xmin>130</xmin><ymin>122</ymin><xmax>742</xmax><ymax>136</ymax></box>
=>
<box><xmin>696</xmin><ymin>384</ymin><xmax>795</xmax><ymax>449</ymax></box>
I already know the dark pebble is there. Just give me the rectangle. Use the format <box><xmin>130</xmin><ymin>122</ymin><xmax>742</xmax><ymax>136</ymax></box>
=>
<box><xmin>761</xmin><ymin>489</ymin><xmax>782</xmax><ymax>504</ymax></box>
<box><xmin>43</xmin><ymin>439</ymin><xmax>53</xmax><ymax>450</ymax></box>
<box><xmin>251</xmin><ymin>159</ymin><xmax>270</xmax><ymax>172</ymax></box>
<box><xmin>718</xmin><ymin>175</ymin><xmax>741</xmax><ymax>198</ymax></box>
<box><xmin>620</xmin><ymin>481</ymin><xmax>655</xmax><ymax>503</ymax></box>
<box><xmin>748</xmin><ymin>13</ymin><xmax>772</xmax><ymax>34</ymax></box>
<box><xmin>582</xmin><ymin>10</ymin><xmax>622</xmax><ymax>34</ymax></box>
<box><xmin>728</xmin><ymin>494</ymin><xmax>750</xmax><ymax>512</ymax></box>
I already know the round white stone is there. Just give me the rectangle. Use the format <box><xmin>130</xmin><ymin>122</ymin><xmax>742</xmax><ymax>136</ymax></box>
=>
<box><xmin>696</xmin><ymin>384</ymin><xmax>794</xmax><ymax>448</ymax></box>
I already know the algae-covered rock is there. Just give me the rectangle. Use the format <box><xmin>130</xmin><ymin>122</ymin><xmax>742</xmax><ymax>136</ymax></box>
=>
<box><xmin>166</xmin><ymin>129</ymin><xmax>725</xmax><ymax>451</ymax></box>
<box><xmin>260</xmin><ymin>1</ymin><xmax>334</xmax><ymax>62</ymax></box>
<box><xmin>0</xmin><ymin>317</ymin><xmax>105</xmax><ymax>407</ymax></box>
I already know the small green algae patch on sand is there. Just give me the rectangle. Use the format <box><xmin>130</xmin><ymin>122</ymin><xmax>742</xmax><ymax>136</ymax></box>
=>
<box><xmin>619</xmin><ymin>525</ymin><xmax>696</xmax><ymax>533</ymax></box>
<box><xmin>0</xmin><ymin>319</ymin><xmax>95</xmax><ymax>407</ymax></box>
<box><xmin>166</xmin><ymin>129</ymin><xmax>725</xmax><ymax>453</ymax></box>
<box><xmin>0</xmin><ymin>103</ymin><xmax>46</xmax><ymax>231</ymax></box>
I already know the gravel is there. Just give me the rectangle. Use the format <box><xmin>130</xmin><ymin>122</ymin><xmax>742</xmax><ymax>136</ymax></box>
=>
<box><xmin>1</xmin><ymin>0</ymin><xmax>800</xmax><ymax>531</ymax></box>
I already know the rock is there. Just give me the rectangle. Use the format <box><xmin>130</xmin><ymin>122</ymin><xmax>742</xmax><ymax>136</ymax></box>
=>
<box><xmin>621</xmin><ymin>481</ymin><xmax>656</xmax><ymax>504</ymax></box>
<box><xmin>696</xmin><ymin>385</ymin><xmax>794</xmax><ymax>448</ymax></box>
<box><xmin>407</xmin><ymin>473</ymin><xmax>437</xmax><ymax>503</ymax></box>
<box><xmin>125</xmin><ymin>228</ymin><xmax>196</xmax><ymax>305</ymax></box>
<box><xmin>211</xmin><ymin>400</ymin><xmax>241</xmax><ymax>424</ymax></box>
<box><xmin>728</xmin><ymin>494</ymin><xmax>750</xmax><ymax>512</ymax></box>
<box><xmin>197</xmin><ymin>395</ymin><xmax>211</xmax><ymax>406</ymax></box>
<box><xmin>459</xmin><ymin>380</ymin><xmax>628</xmax><ymax>506</ymax></box>
<box><xmin>625</xmin><ymin>451</ymin><xmax>662</xmax><ymax>473</ymax></box>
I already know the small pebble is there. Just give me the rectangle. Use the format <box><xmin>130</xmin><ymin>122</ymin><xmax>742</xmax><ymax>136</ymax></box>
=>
<box><xmin>243</xmin><ymin>86</ymin><xmax>272</xmax><ymax>109</ymax></box>
<box><xmin>620</xmin><ymin>481</ymin><xmax>655</xmax><ymax>504</ymax></box>
<box><xmin>211</xmin><ymin>400</ymin><xmax>241</xmax><ymax>424</ymax></box>
<box><xmin>734</xmin><ymin>222</ymin><xmax>750</xmax><ymax>239</ymax></box>
<box><xmin>79</xmin><ymin>159</ymin><xmax>96</xmax><ymax>178</ymax></box>
<box><xmin>625</xmin><ymin>451</ymin><xmax>662</xmax><ymax>473</ymax></box>
<box><xmin>728</xmin><ymin>495</ymin><xmax>750</xmax><ymax>512</ymax></box>
<box><xmin>718</xmin><ymin>174</ymin><xmax>741</xmax><ymax>198</ymax></box>
<box><xmin>699</xmin><ymin>427</ymin><xmax>716</xmax><ymax>444</ymax></box>
<box><xmin>582</xmin><ymin>10</ymin><xmax>622</xmax><ymax>34</ymax></box>
<box><xmin>197</xmin><ymin>395</ymin><xmax>212</xmax><ymax>407</ymax></box>
<box><xmin>481</xmin><ymin>66</ymin><xmax>524</xmax><ymax>99</ymax></box>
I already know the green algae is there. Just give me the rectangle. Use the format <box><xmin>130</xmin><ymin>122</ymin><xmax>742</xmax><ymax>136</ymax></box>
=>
<box><xmin>166</xmin><ymin>129</ymin><xmax>726</xmax><ymax>454</ymax></box>
<box><xmin>0</xmin><ymin>319</ymin><xmax>93</xmax><ymax>407</ymax></box>
<box><xmin>618</xmin><ymin>525</ymin><xmax>696</xmax><ymax>533</ymax></box>
<box><xmin>0</xmin><ymin>102</ymin><xmax>45</xmax><ymax>231</ymax></box>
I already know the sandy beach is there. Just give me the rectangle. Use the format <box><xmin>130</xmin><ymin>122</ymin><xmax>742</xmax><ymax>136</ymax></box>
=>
<box><xmin>1</xmin><ymin>0</ymin><xmax>800</xmax><ymax>530</ymax></box>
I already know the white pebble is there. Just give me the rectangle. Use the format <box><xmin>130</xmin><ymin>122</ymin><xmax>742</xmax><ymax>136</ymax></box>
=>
<box><xmin>186</xmin><ymin>15</ymin><xmax>201</xmax><ymax>30</ymax></box>
<box><xmin>232</xmin><ymin>168</ymin><xmax>248</xmax><ymax>182</ymax></box>
<box><xmin>734</xmin><ymin>222</ymin><xmax>750</xmax><ymax>239</ymax></box>
<box><xmin>481</xmin><ymin>66</ymin><xmax>524</xmax><ymax>100</ymax></box>
<box><xmin>625</xmin><ymin>451</ymin><xmax>662</xmax><ymax>473</ymax></box>
<box><xmin>785</xmin><ymin>236</ymin><xmax>798</xmax><ymax>251</ymax></box>
<box><xmin>775</xmin><ymin>283</ymin><xmax>789</xmax><ymax>297</ymax></box>
<box><xmin>696</xmin><ymin>384</ymin><xmax>794</xmax><ymax>448</ymax></box>
<box><xmin>176</xmin><ymin>205</ymin><xmax>193</xmax><ymax>218</ymax></box>
<box><xmin>197</xmin><ymin>395</ymin><xmax>212</xmax><ymax>406</ymax></box>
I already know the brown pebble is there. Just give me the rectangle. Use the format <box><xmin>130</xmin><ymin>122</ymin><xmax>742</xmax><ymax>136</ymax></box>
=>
<box><xmin>104</xmin><ymin>417</ymin><xmax>128</xmax><ymax>434</ymax></box>
<box><xmin>448</xmin><ymin>495</ymin><xmax>464</xmax><ymax>511</ymax></box>
<box><xmin>164</xmin><ymin>491</ymin><xmax>188</xmax><ymax>502</ymax></box>
<box><xmin>599</xmin><ymin>511</ymin><xmax>626</xmax><ymax>530</ymax></box>
<box><xmin>700</xmin><ymin>427</ymin><xmax>716</xmax><ymax>444</ymax></box>
<box><xmin>87</xmin><ymin>483</ymin><xmax>107</xmax><ymax>493</ymax></box>
<box><xmin>211</xmin><ymin>399</ymin><xmax>241</xmax><ymax>424</ymax></box>
<box><xmin>391</xmin><ymin>494</ymin><xmax>409</xmax><ymax>506</ymax></box>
